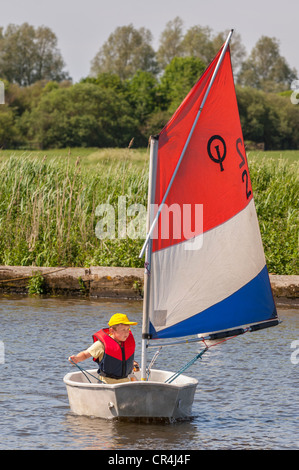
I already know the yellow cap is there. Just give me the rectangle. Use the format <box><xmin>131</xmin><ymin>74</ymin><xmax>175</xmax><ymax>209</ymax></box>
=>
<box><xmin>108</xmin><ymin>313</ymin><xmax>138</xmax><ymax>327</ymax></box>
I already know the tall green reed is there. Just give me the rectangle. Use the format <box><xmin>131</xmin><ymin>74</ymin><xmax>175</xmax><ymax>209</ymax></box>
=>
<box><xmin>0</xmin><ymin>154</ymin><xmax>148</xmax><ymax>268</ymax></box>
<box><xmin>0</xmin><ymin>152</ymin><xmax>297</xmax><ymax>274</ymax></box>
<box><xmin>249</xmin><ymin>157</ymin><xmax>298</xmax><ymax>274</ymax></box>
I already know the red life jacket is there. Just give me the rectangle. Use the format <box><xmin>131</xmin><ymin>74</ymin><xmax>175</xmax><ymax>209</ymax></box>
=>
<box><xmin>92</xmin><ymin>328</ymin><xmax>135</xmax><ymax>379</ymax></box>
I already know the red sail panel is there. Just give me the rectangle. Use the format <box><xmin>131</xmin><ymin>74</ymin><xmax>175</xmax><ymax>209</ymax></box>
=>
<box><xmin>153</xmin><ymin>47</ymin><xmax>253</xmax><ymax>253</ymax></box>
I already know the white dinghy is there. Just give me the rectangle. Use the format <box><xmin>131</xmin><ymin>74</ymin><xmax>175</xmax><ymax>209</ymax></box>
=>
<box><xmin>64</xmin><ymin>368</ymin><xmax>198</xmax><ymax>420</ymax></box>
<box><xmin>64</xmin><ymin>30</ymin><xmax>279</xmax><ymax>420</ymax></box>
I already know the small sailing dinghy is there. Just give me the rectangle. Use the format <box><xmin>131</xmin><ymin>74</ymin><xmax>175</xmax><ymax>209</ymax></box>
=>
<box><xmin>64</xmin><ymin>30</ymin><xmax>279</xmax><ymax>420</ymax></box>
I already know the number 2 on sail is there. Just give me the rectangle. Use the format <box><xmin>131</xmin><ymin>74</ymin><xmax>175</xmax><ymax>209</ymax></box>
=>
<box><xmin>236</xmin><ymin>137</ymin><xmax>252</xmax><ymax>199</ymax></box>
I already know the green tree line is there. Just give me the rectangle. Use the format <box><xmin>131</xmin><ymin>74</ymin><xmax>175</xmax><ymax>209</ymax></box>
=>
<box><xmin>0</xmin><ymin>20</ymin><xmax>298</xmax><ymax>150</ymax></box>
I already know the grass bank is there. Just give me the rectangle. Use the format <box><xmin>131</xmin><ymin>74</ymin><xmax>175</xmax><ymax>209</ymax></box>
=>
<box><xmin>0</xmin><ymin>147</ymin><xmax>298</xmax><ymax>274</ymax></box>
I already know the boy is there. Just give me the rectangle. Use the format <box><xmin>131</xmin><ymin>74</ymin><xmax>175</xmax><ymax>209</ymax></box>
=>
<box><xmin>68</xmin><ymin>313</ymin><xmax>139</xmax><ymax>384</ymax></box>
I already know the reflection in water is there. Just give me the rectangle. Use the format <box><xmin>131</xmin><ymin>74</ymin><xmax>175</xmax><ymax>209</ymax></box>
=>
<box><xmin>0</xmin><ymin>295</ymin><xmax>298</xmax><ymax>450</ymax></box>
<box><xmin>63</xmin><ymin>413</ymin><xmax>200</xmax><ymax>450</ymax></box>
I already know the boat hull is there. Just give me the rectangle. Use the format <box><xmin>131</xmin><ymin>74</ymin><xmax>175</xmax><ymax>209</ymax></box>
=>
<box><xmin>63</xmin><ymin>368</ymin><xmax>198</xmax><ymax>420</ymax></box>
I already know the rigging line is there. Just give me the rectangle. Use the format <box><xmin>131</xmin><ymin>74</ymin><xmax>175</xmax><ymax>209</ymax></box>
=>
<box><xmin>165</xmin><ymin>347</ymin><xmax>208</xmax><ymax>384</ymax></box>
<box><xmin>68</xmin><ymin>358</ymin><xmax>103</xmax><ymax>384</ymax></box>
<box><xmin>146</xmin><ymin>346</ymin><xmax>162</xmax><ymax>380</ymax></box>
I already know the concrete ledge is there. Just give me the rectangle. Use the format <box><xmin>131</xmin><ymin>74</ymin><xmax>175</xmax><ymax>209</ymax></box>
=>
<box><xmin>269</xmin><ymin>274</ymin><xmax>299</xmax><ymax>307</ymax></box>
<box><xmin>0</xmin><ymin>266</ymin><xmax>298</xmax><ymax>306</ymax></box>
<box><xmin>0</xmin><ymin>265</ymin><xmax>144</xmax><ymax>299</ymax></box>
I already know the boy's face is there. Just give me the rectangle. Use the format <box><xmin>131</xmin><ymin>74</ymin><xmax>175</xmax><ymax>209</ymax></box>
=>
<box><xmin>111</xmin><ymin>323</ymin><xmax>130</xmax><ymax>343</ymax></box>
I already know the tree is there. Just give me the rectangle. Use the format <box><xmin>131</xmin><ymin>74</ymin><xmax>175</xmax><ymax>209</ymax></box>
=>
<box><xmin>125</xmin><ymin>70</ymin><xmax>159</xmax><ymax>124</ymax></box>
<box><xmin>237</xmin><ymin>36</ymin><xmax>297</xmax><ymax>92</ymax></box>
<box><xmin>158</xmin><ymin>21</ymin><xmax>246</xmax><ymax>73</ymax></box>
<box><xmin>20</xmin><ymin>82</ymin><xmax>140</xmax><ymax>148</ymax></box>
<box><xmin>0</xmin><ymin>105</ymin><xmax>20</xmax><ymax>147</ymax></box>
<box><xmin>212</xmin><ymin>29</ymin><xmax>246</xmax><ymax>73</ymax></box>
<box><xmin>181</xmin><ymin>25</ymin><xmax>215</xmax><ymax>64</ymax></box>
<box><xmin>81</xmin><ymin>72</ymin><xmax>125</xmax><ymax>94</ymax></box>
<box><xmin>236</xmin><ymin>86</ymin><xmax>299</xmax><ymax>149</ymax></box>
<box><xmin>0</xmin><ymin>23</ymin><xmax>69</xmax><ymax>86</ymax></box>
<box><xmin>156</xmin><ymin>17</ymin><xmax>184</xmax><ymax>69</ymax></box>
<box><xmin>34</xmin><ymin>25</ymin><xmax>69</xmax><ymax>82</ymax></box>
<box><xmin>159</xmin><ymin>56</ymin><xmax>206</xmax><ymax>113</ymax></box>
<box><xmin>90</xmin><ymin>24</ymin><xmax>158</xmax><ymax>79</ymax></box>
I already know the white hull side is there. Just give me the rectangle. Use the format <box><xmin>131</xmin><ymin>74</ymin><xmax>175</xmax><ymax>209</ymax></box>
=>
<box><xmin>63</xmin><ymin>369</ymin><xmax>198</xmax><ymax>420</ymax></box>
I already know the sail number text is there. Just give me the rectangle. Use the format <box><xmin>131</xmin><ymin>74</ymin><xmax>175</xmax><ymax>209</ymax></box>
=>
<box><xmin>236</xmin><ymin>137</ymin><xmax>252</xmax><ymax>199</ymax></box>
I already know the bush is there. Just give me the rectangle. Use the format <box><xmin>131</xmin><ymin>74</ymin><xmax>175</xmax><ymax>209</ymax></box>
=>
<box><xmin>28</xmin><ymin>271</ymin><xmax>45</xmax><ymax>295</ymax></box>
<box><xmin>19</xmin><ymin>82</ymin><xmax>141</xmax><ymax>149</ymax></box>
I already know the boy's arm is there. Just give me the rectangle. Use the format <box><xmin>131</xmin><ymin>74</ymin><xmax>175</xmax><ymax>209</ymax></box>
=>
<box><xmin>68</xmin><ymin>350</ymin><xmax>91</xmax><ymax>363</ymax></box>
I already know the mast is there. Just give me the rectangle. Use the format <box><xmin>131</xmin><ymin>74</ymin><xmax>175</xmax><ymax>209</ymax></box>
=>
<box><xmin>139</xmin><ymin>29</ymin><xmax>234</xmax><ymax>259</ymax></box>
<box><xmin>141</xmin><ymin>136</ymin><xmax>159</xmax><ymax>381</ymax></box>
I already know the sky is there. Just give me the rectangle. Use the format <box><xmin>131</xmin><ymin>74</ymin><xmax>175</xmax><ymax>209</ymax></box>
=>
<box><xmin>1</xmin><ymin>0</ymin><xmax>298</xmax><ymax>83</ymax></box>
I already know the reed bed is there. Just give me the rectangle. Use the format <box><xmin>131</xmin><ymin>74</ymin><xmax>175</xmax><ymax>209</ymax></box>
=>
<box><xmin>0</xmin><ymin>150</ymin><xmax>297</xmax><ymax>274</ymax></box>
<box><xmin>249</xmin><ymin>155</ymin><xmax>298</xmax><ymax>274</ymax></box>
<box><xmin>0</xmin><ymin>152</ymin><xmax>148</xmax><ymax>268</ymax></box>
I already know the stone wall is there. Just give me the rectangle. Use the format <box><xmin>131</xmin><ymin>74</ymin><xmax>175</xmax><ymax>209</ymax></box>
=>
<box><xmin>0</xmin><ymin>266</ymin><xmax>298</xmax><ymax>306</ymax></box>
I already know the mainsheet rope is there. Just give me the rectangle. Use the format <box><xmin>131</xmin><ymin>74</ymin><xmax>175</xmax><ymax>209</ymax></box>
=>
<box><xmin>68</xmin><ymin>358</ymin><xmax>103</xmax><ymax>383</ymax></box>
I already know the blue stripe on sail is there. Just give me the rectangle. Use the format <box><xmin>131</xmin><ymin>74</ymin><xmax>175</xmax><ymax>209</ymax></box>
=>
<box><xmin>149</xmin><ymin>265</ymin><xmax>277</xmax><ymax>339</ymax></box>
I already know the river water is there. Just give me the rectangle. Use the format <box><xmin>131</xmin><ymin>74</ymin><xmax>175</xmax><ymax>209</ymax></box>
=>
<box><xmin>0</xmin><ymin>295</ymin><xmax>298</xmax><ymax>450</ymax></box>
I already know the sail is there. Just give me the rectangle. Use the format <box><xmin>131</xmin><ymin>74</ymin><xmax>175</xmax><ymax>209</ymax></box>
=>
<box><xmin>148</xmin><ymin>45</ymin><xmax>277</xmax><ymax>339</ymax></box>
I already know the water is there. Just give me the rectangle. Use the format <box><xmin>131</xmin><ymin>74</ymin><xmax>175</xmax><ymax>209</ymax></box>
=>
<box><xmin>0</xmin><ymin>295</ymin><xmax>298</xmax><ymax>450</ymax></box>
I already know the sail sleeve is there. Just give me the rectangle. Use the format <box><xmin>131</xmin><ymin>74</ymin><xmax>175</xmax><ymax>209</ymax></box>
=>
<box><xmin>148</xmin><ymin>46</ymin><xmax>277</xmax><ymax>339</ymax></box>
